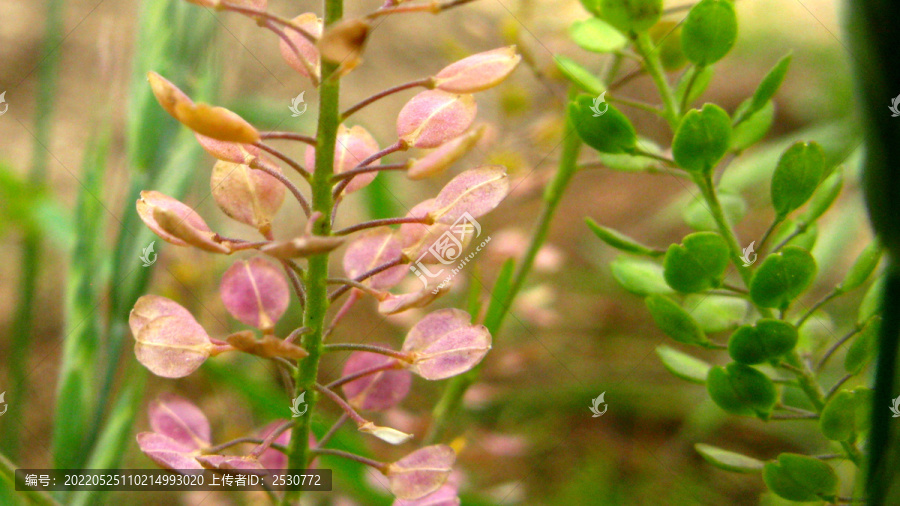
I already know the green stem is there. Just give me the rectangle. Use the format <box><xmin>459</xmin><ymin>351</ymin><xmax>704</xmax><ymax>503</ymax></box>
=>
<box><xmin>282</xmin><ymin>1</ymin><xmax>341</xmax><ymax>503</ymax></box>
<box><xmin>634</xmin><ymin>32</ymin><xmax>680</xmax><ymax>129</ymax></box>
<box><xmin>424</xmin><ymin>87</ymin><xmax>583</xmax><ymax>444</ymax></box>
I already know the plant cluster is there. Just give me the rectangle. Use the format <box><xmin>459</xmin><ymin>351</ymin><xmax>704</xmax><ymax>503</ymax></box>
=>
<box><xmin>128</xmin><ymin>0</ymin><xmax>520</xmax><ymax>502</ymax></box>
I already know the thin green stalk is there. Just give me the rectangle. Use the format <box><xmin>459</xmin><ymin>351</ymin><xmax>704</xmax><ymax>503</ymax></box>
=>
<box><xmin>4</xmin><ymin>0</ymin><xmax>66</xmax><ymax>460</ymax></box>
<box><xmin>283</xmin><ymin>1</ymin><xmax>342</xmax><ymax>503</ymax></box>
<box><xmin>634</xmin><ymin>32</ymin><xmax>680</xmax><ymax>129</ymax></box>
<box><xmin>425</xmin><ymin>87</ymin><xmax>583</xmax><ymax>444</ymax></box>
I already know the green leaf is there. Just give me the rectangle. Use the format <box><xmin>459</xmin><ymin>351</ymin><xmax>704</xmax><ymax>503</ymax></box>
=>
<box><xmin>684</xmin><ymin>294</ymin><xmax>748</xmax><ymax>333</ymax></box>
<box><xmin>845</xmin><ymin>316</ymin><xmax>880</xmax><ymax>374</ymax></box>
<box><xmin>683</xmin><ymin>191</ymin><xmax>746</xmax><ymax>231</ymax></box>
<box><xmin>799</xmin><ymin>167</ymin><xmax>843</xmax><ymax>224</ymax></box>
<box><xmin>610</xmin><ymin>256</ymin><xmax>672</xmax><ymax>295</ymax></box>
<box><xmin>578</xmin><ymin>0</ymin><xmax>602</xmax><ymax>16</ymax></box>
<box><xmin>727</xmin><ymin>319</ymin><xmax>799</xmax><ymax>365</ymax></box>
<box><xmin>672</xmin><ymin>103</ymin><xmax>732</xmax><ymax>173</ymax></box>
<box><xmin>569</xmin><ymin>95</ymin><xmax>637</xmax><ymax>153</ymax></box>
<box><xmin>681</xmin><ymin>0</ymin><xmax>738</xmax><ymax>66</ymax></box>
<box><xmin>735</xmin><ymin>52</ymin><xmax>792</xmax><ymax>125</ymax></box>
<box><xmin>554</xmin><ymin>56</ymin><xmax>606</xmax><ymax>95</ymax></box>
<box><xmin>731</xmin><ymin>100</ymin><xmax>774</xmax><ymax>152</ymax></box>
<box><xmin>837</xmin><ymin>240</ymin><xmax>882</xmax><ymax>293</ymax></box>
<box><xmin>695</xmin><ymin>443</ymin><xmax>765</xmax><ymax>473</ymax></box>
<box><xmin>763</xmin><ymin>453</ymin><xmax>838</xmax><ymax>502</ymax></box>
<box><xmin>707</xmin><ymin>363</ymin><xmax>777</xmax><ymax>419</ymax></box>
<box><xmin>676</xmin><ymin>65</ymin><xmax>714</xmax><ymax>108</ymax></box>
<box><xmin>771</xmin><ymin>141</ymin><xmax>826</xmax><ymax>219</ymax></box>
<box><xmin>857</xmin><ymin>276</ymin><xmax>884</xmax><ymax>325</ymax></box>
<box><xmin>586</xmin><ymin>218</ymin><xmax>662</xmax><ymax>256</ymax></box>
<box><xmin>820</xmin><ymin>388</ymin><xmax>871</xmax><ymax>442</ymax></box>
<box><xmin>749</xmin><ymin>246</ymin><xmax>817</xmax><ymax>309</ymax></box>
<box><xmin>663</xmin><ymin>232</ymin><xmax>730</xmax><ymax>292</ymax></box>
<box><xmin>600</xmin><ymin>0</ymin><xmax>663</xmax><ymax>34</ymax></box>
<box><xmin>569</xmin><ymin>18</ymin><xmax>628</xmax><ymax>53</ymax></box>
<box><xmin>483</xmin><ymin>258</ymin><xmax>516</xmax><ymax>333</ymax></box>
<box><xmin>656</xmin><ymin>345</ymin><xmax>711</xmax><ymax>384</ymax></box>
<box><xmin>645</xmin><ymin>295</ymin><xmax>708</xmax><ymax>345</ymax></box>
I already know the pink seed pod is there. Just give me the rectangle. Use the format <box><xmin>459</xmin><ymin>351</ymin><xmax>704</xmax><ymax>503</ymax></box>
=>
<box><xmin>341</xmin><ymin>349</ymin><xmax>412</xmax><ymax>411</ymax></box>
<box><xmin>136</xmin><ymin>432</ymin><xmax>204</xmax><ymax>471</ymax></box>
<box><xmin>147</xmin><ymin>71</ymin><xmax>259</xmax><ymax>144</ymax></box>
<box><xmin>432</xmin><ymin>46</ymin><xmax>521</xmax><ymax>93</ymax></box>
<box><xmin>397</xmin><ymin>90</ymin><xmax>477</xmax><ymax>148</ymax></box>
<box><xmin>151</xmin><ymin>206</ymin><xmax>230</xmax><ymax>253</ymax></box>
<box><xmin>260</xmin><ymin>235</ymin><xmax>345</xmax><ymax>259</ymax></box>
<box><xmin>195</xmin><ymin>134</ymin><xmax>280</xmax><ymax>172</ymax></box>
<box><xmin>279</xmin><ymin>13</ymin><xmax>323</xmax><ymax>80</ymax></box>
<box><xmin>378</xmin><ymin>284</ymin><xmax>450</xmax><ymax>315</ymax></box>
<box><xmin>305</xmin><ymin>125</ymin><xmax>380</xmax><ymax>193</ymax></box>
<box><xmin>129</xmin><ymin>295</ymin><xmax>195</xmax><ymax>338</ymax></box>
<box><xmin>342</xmin><ymin>228</ymin><xmax>408</xmax><ymax>290</ymax></box>
<box><xmin>392</xmin><ymin>474</ymin><xmax>460</xmax><ymax>506</ymax></box>
<box><xmin>406</xmin><ymin>125</ymin><xmax>485</xmax><ymax>180</ymax></box>
<box><xmin>226</xmin><ymin>331</ymin><xmax>308</xmax><ymax>360</ymax></box>
<box><xmin>429</xmin><ymin>166</ymin><xmax>509</xmax><ymax>224</ymax></box>
<box><xmin>196</xmin><ymin>455</ymin><xmax>266</xmax><ymax>472</ymax></box>
<box><xmin>148</xmin><ymin>393</ymin><xmax>212</xmax><ymax>449</ymax></box>
<box><xmin>220</xmin><ymin>257</ymin><xmax>291</xmax><ymax>331</ymax></box>
<box><xmin>137</xmin><ymin>191</ymin><xmax>220</xmax><ymax>249</ymax></box>
<box><xmin>399</xmin><ymin>199</ymin><xmax>460</xmax><ymax>264</ymax></box>
<box><xmin>210</xmin><ymin>160</ymin><xmax>286</xmax><ymax>232</ymax></box>
<box><xmin>133</xmin><ymin>314</ymin><xmax>214</xmax><ymax>378</ymax></box>
<box><xmin>401</xmin><ymin>308</ymin><xmax>491</xmax><ymax>380</ymax></box>
<box><xmin>385</xmin><ymin>445</ymin><xmax>456</xmax><ymax>500</ymax></box>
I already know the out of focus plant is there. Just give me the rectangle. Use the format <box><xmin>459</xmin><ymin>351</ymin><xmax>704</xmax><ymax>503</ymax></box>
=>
<box><xmin>565</xmin><ymin>0</ymin><xmax>879</xmax><ymax>502</ymax></box>
<box><xmin>130</xmin><ymin>0</ymin><xmax>520</xmax><ymax>503</ymax></box>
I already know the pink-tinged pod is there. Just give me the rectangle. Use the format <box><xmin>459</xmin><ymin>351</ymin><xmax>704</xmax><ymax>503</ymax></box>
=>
<box><xmin>136</xmin><ymin>432</ymin><xmax>204</xmax><ymax>471</ymax></box>
<box><xmin>406</xmin><ymin>126</ymin><xmax>485</xmax><ymax>180</ymax></box>
<box><xmin>341</xmin><ymin>349</ymin><xmax>412</xmax><ymax>411</ymax></box>
<box><xmin>342</xmin><ymin>228</ymin><xmax>408</xmax><ymax>289</ymax></box>
<box><xmin>220</xmin><ymin>257</ymin><xmax>291</xmax><ymax>331</ymax></box>
<box><xmin>399</xmin><ymin>199</ymin><xmax>462</xmax><ymax>265</ymax></box>
<box><xmin>378</xmin><ymin>284</ymin><xmax>450</xmax><ymax>315</ymax></box>
<box><xmin>392</xmin><ymin>474</ymin><xmax>460</xmax><ymax>506</ymax></box>
<box><xmin>137</xmin><ymin>191</ymin><xmax>219</xmax><ymax>248</ymax></box>
<box><xmin>195</xmin><ymin>134</ymin><xmax>280</xmax><ymax>172</ymax></box>
<box><xmin>210</xmin><ymin>160</ymin><xmax>286</xmax><ymax>232</ymax></box>
<box><xmin>397</xmin><ymin>91</ymin><xmax>477</xmax><ymax>148</ymax></box>
<box><xmin>129</xmin><ymin>295</ymin><xmax>195</xmax><ymax>337</ymax></box>
<box><xmin>432</xmin><ymin>46</ymin><xmax>521</xmax><ymax>93</ymax></box>
<box><xmin>385</xmin><ymin>445</ymin><xmax>456</xmax><ymax>500</ymax></box>
<box><xmin>305</xmin><ymin>125</ymin><xmax>380</xmax><ymax>193</ymax></box>
<box><xmin>225</xmin><ymin>330</ymin><xmax>308</xmax><ymax>360</ymax></box>
<box><xmin>279</xmin><ymin>13</ymin><xmax>323</xmax><ymax>80</ymax></box>
<box><xmin>260</xmin><ymin>235</ymin><xmax>345</xmax><ymax>259</ymax></box>
<box><xmin>401</xmin><ymin>308</ymin><xmax>491</xmax><ymax>380</ymax></box>
<box><xmin>147</xmin><ymin>71</ymin><xmax>259</xmax><ymax>144</ymax></box>
<box><xmin>151</xmin><ymin>206</ymin><xmax>230</xmax><ymax>253</ymax></box>
<box><xmin>148</xmin><ymin>393</ymin><xmax>212</xmax><ymax>449</ymax></box>
<box><xmin>133</xmin><ymin>314</ymin><xmax>214</xmax><ymax>378</ymax></box>
<box><xmin>429</xmin><ymin>166</ymin><xmax>509</xmax><ymax>224</ymax></box>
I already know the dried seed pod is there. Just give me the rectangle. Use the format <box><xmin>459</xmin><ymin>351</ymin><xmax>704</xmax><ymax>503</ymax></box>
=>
<box><xmin>306</xmin><ymin>125</ymin><xmax>380</xmax><ymax>193</ymax></box>
<box><xmin>133</xmin><ymin>314</ymin><xmax>214</xmax><ymax>378</ymax></box>
<box><xmin>226</xmin><ymin>330</ymin><xmax>308</xmax><ymax>360</ymax></box>
<box><xmin>358</xmin><ymin>421</ymin><xmax>413</xmax><ymax>445</ymax></box>
<box><xmin>195</xmin><ymin>134</ymin><xmax>279</xmax><ymax>171</ymax></box>
<box><xmin>318</xmin><ymin>18</ymin><xmax>370</xmax><ymax>74</ymax></box>
<box><xmin>279</xmin><ymin>13</ymin><xmax>323</xmax><ymax>80</ymax></box>
<box><xmin>401</xmin><ymin>308</ymin><xmax>492</xmax><ymax>380</ymax></box>
<box><xmin>137</xmin><ymin>191</ymin><xmax>223</xmax><ymax>250</ymax></box>
<box><xmin>151</xmin><ymin>206</ymin><xmax>230</xmax><ymax>253</ymax></box>
<box><xmin>260</xmin><ymin>235</ymin><xmax>345</xmax><ymax>259</ymax></box>
<box><xmin>429</xmin><ymin>166</ymin><xmax>509</xmax><ymax>224</ymax></box>
<box><xmin>385</xmin><ymin>445</ymin><xmax>456</xmax><ymax>500</ymax></box>
<box><xmin>211</xmin><ymin>160</ymin><xmax>286</xmax><ymax>232</ymax></box>
<box><xmin>433</xmin><ymin>46</ymin><xmax>521</xmax><ymax>93</ymax></box>
<box><xmin>341</xmin><ymin>349</ymin><xmax>412</xmax><ymax>411</ymax></box>
<box><xmin>397</xmin><ymin>91</ymin><xmax>477</xmax><ymax>148</ymax></box>
<box><xmin>406</xmin><ymin>126</ymin><xmax>485</xmax><ymax>180</ymax></box>
<box><xmin>220</xmin><ymin>257</ymin><xmax>291</xmax><ymax>331</ymax></box>
<box><xmin>343</xmin><ymin>228</ymin><xmax>408</xmax><ymax>289</ymax></box>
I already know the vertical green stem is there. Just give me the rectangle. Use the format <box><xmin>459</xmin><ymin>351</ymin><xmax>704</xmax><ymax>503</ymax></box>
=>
<box><xmin>424</xmin><ymin>87</ymin><xmax>582</xmax><ymax>444</ymax></box>
<box><xmin>634</xmin><ymin>32</ymin><xmax>680</xmax><ymax>129</ymax></box>
<box><xmin>283</xmin><ymin>1</ymin><xmax>341</xmax><ymax>503</ymax></box>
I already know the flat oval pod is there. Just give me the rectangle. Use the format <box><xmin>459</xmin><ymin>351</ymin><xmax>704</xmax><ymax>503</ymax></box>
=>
<box><xmin>429</xmin><ymin>166</ymin><xmax>508</xmax><ymax>224</ymax></box>
<box><xmin>402</xmin><ymin>309</ymin><xmax>491</xmax><ymax>380</ymax></box>
<box><xmin>343</xmin><ymin>228</ymin><xmax>408</xmax><ymax>289</ymax></box>
<box><xmin>136</xmin><ymin>432</ymin><xmax>204</xmax><ymax>471</ymax></box>
<box><xmin>397</xmin><ymin>90</ymin><xmax>477</xmax><ymax>148</ymax></box>
<box><xmin>211</xmin><ymin>160</ymin><xmax>286</xmax><ymax>231</ymax></box>
<box><xmin>386</xmin><ymin>445</ymin><xmax>456</xmax><ymax>500</ymax></box>
<box><xmin>130</xmin><ymin>295</ymin><xmax>195</xmax><ymax>337</ymax></box>
<box><xmin>148</xmin><ymin>393</ymin><xmax>211</xmax><ymax>449</ymax></box>
<box><xmin>173</xmin><ymin>101</ymin><xmax>260</xmax><ymax>144</ymax></box>
<box><xmin>195</xmin><ymin>134</ymin><xmax>280</xmax><ymax>172</ymax></box>
<box><xmin>220</xmin><ymin>257</ymin><xmax>291</xmax><ymax>331</ymax></box>
<box><xmin>406</xmin><ymin>126</ymin><xmax>484</xmax><ymax>180</ymax></box>
<box><xmin>279</xmin><ymin>13</ymin><xmax>323</xmax><ymax>79</ymax></box>
<box><xmin>341</xmin><ymin>350</ymin><xmax>412</xmax><ymax>411</ymax></box>
<box><xmin>137</xmin><ymin>191</ymin><xmax>214</xmax><ymax>247</ymax></box>
<box><xmin>306</xmin><ymin>125</ymin><xmax>380</xmax><ymax>193</ymax></box>
<box><xmin>134</xmin><ymin>315</ymin><xmax>212</xmax><ymax>378</ymax></box>
<box><xmin>151</xmin><ymin>206</ymin><xmax>230</xmax><ymax>253</ymax></box>
<box><xmin>433</xmin><ymin>46</ymin><xmax>521</xmax><ymax>93</ymax></box>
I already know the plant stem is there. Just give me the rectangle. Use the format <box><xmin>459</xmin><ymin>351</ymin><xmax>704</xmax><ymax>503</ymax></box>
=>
<box><xmin>424</xmin><ymin>87</ymin><xmax>583</xmax><ymax>444</ymax></box>
<box><xmin>282</xmin><ymin>1</ymin><xmax>342</xmax><ymax>502</ymax></box>
<box><xmin>316</xmin><ymin>413</ymin><xmax>348</xmax><ymax>448</ymax></box>
<box><xmin>634</xmin><ymin>32</ymin><xmax>680</xmax><ymax>129</ymax></box>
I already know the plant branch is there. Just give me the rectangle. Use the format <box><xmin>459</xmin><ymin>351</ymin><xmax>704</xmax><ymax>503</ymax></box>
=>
<box><xmin>333</xmin><ymin>216</ymin><xmax>431</xmax><ymax>236</ymax></box>
<box><xmin>323</xmin><ymin>343</ymin><xmax>410</xmax><ymax>361</ymax></box>
<box><xmin>260</xmin><ymin>132</ymin><xmax>318</xmax><ymax>146</ymax></box>
<box><xmin>254</xmin><ymin>142</ymin><xmax>311</xmax><ymax>181</ymax></box>
<box><xmin>251</xmin><ymin>160</ymin><xmax>311</xmax><ymax>216</ymax></box>
<box><xmin>310</xmin><ymin>447</ymin><xmax>386</xmax><ymax>471</ymax></box>
<box><xmin>342</xmin><ymin>78</ymin><xmax>434</xmax><ymax>119</ymax></box>
<box><xmin>331</xmin><ymin>162</ymin><xmax>408</xmax><ymax>181</ymax></box>
<box><xmin>325</xmin><ymin>360</ymin><xmax>405</xmax><ymax>390</ymax></box>
<box><xmin>328</xmin><ymin>258</ymin><xmax>404</xmax><ymax>302</ymax></box>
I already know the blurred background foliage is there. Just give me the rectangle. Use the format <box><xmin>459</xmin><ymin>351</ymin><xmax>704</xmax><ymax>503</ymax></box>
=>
<box><xmin>0</xmin><ymin>0</ymin><xmax>869</xmax><ymax>504</ymax></box>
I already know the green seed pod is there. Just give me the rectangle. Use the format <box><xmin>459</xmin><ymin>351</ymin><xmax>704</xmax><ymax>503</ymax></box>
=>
<box><xmin>762</xmin><ymin>453</ymin><xmax>838</xmax><ymax>502</ymax></box>
<box><xmin>728</xmin><ymin>319</ymin><xmax>798</xmax><ymax>365</ymax></box>
<box><xmin>706</xmin><ymin>363</ymin><xmax>776</xmax><ymax>419</ymax></box>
